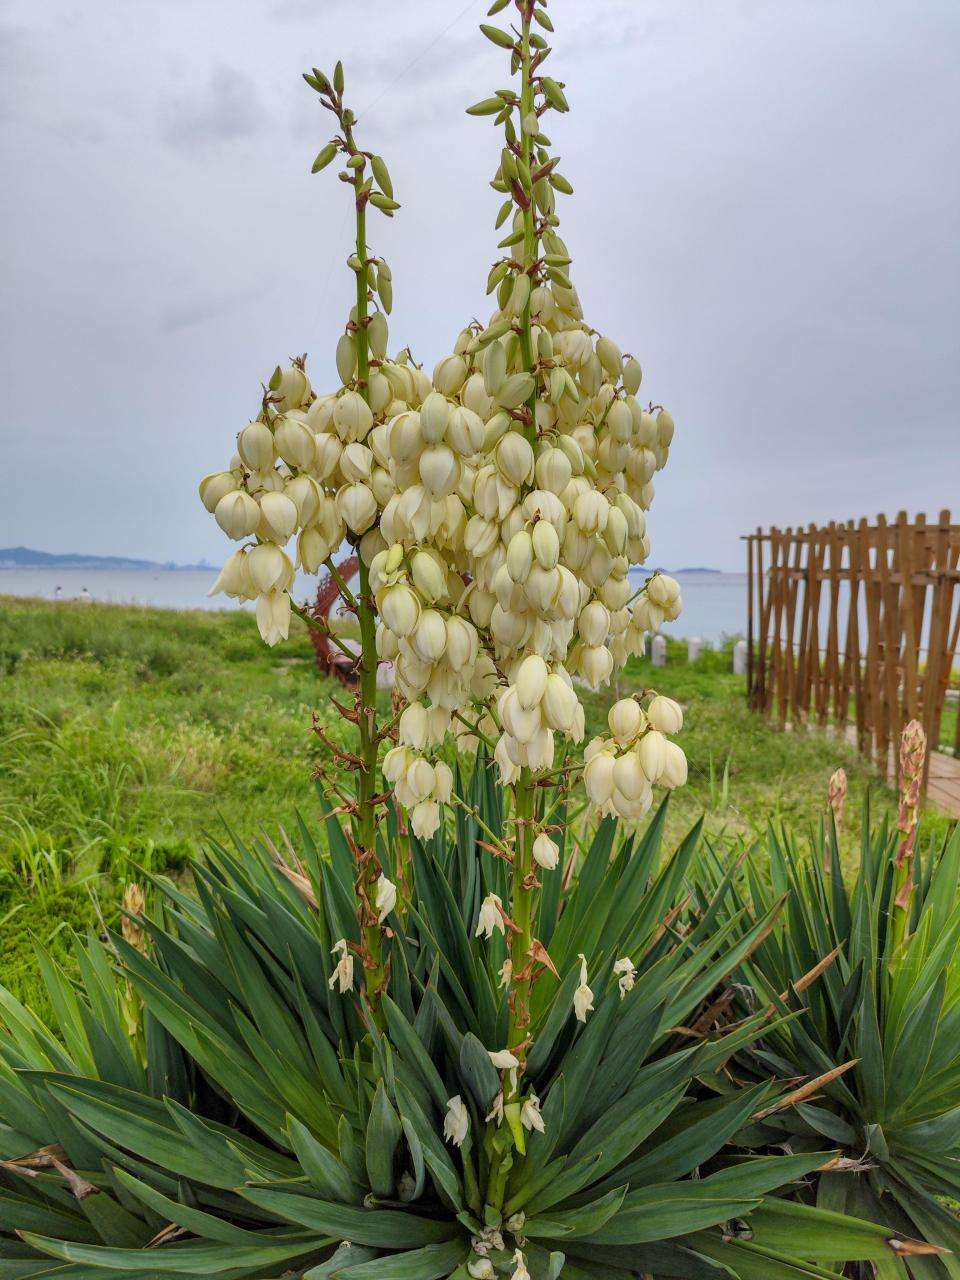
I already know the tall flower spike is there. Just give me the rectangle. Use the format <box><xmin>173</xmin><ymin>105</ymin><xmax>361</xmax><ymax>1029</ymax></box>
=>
<box><xmin>200</xmin><ymin>60</ymin><xmax>419</xmax><ymax>1024</ymax></box>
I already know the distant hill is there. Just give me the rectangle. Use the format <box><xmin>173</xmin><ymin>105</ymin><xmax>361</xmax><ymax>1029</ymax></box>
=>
<box><xmin>0</xmin><ymin>546</ymin><xmax>212</xmax><ymax>571</ymax></box>
<box><xmin>674</xmin><ymin>567</ymin><xmax>722</xmax><ymax>574</ymax></box>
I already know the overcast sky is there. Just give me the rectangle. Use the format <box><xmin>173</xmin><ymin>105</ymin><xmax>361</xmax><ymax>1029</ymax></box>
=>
<box><xmin>2</xmin><ymin>0</ymin><xmax>958</xmax><ymax>571</ymax></box>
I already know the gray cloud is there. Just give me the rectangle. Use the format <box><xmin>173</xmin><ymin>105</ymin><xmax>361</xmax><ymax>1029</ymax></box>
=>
<box><xmin>160</xmin><ymin>66</ymin><xmax>265</xmax><ymax>149</ymax></box>
<box><xmin>1</xmin><ymin>0</ymin><xmax>958</xmax><ymax>570</ymax></box>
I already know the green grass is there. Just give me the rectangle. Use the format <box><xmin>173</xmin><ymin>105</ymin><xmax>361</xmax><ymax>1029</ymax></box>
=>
<box><xmin>0</xmin><ymin>597</ymin><xmax>954</xmax><ymax>1010</ymax></box>
<box><xmin>0</xmin><ymin>596</ymin><xmax>349</xmax><ymax>1008</ymax></box>
<box><xmin>578</xmin><ymin>637</ymin><xmax>957</xmax><ymax>853</ymax></box>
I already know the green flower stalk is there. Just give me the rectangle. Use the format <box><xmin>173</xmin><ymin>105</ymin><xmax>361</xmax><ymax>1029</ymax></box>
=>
<box><xmin>199</xmin><ymin>60</ymin><xmax>415</xmax><ymax>1021</ymax></box>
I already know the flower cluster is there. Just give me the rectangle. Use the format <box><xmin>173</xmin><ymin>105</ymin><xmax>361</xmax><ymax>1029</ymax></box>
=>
<box><xmin>382</xmin><ymin>700</ymin><xmax>456</xmax><ymax>840</ymax></box>
<box><xmin>371</xmin><ymin>265</ymin><xmax>687</xmax><ymax>815</ymax></box>
<box><xmin>583</xmin><ymin>693</ymin><xmax>688</xmax><ymax>820</ymax></box>
<box><xmin>199</xmin><ymin>333</ymin><xmax>425</xmax><ymax>644</ymax></box>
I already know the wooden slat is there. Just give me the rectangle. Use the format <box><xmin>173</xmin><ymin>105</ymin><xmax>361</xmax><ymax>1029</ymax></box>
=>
<box><xmin>742</xmin><ymin>512</ymin><xmax>960</xmax><ymax>801</ymax></box>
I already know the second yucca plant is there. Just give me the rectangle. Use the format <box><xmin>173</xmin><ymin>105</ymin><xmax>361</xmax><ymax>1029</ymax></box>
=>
<box><xmin>695</xmin><ymin>724</ymin><xmax>960</xmax><ymax>1275</ymax></box>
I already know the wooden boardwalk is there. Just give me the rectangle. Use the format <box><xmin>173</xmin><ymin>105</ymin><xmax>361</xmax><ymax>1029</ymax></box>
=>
<box><xmin>928</xmin><ymin>751</ymin><xmax>960</xmax><ymax>818</ymax></box>
<box><xmin>837</xmin><ymin>724</ymin><xmax>960</xmax><ymax>819</ymax></box>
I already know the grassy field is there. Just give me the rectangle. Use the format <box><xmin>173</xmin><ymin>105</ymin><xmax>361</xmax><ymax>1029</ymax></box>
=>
<box><xmin>1</xmin><ymin>595</ymin><xmax>954</xmax><ymax>1008</ymax></box>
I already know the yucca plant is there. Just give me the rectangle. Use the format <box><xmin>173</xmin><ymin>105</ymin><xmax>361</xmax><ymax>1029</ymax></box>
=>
<box><xmin>693</xmin><ymin>724</ymin><xmax>960</xmax><ymax>1276</ymax></box>
<box><xmin>0</xmin><ymin>770</ymin><xmax>917</xmax><ymax>1279</ymax></box>
<box><xmin>0</xmin><ymin>3</ymin><xmax>937</xmax><ymax>1276</ymax></box>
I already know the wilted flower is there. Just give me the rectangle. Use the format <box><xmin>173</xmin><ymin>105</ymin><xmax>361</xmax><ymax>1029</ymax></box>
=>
<box><xmin>573</xmin><ymin>953</ymin><xmax>594</xmax><ymax>1022</ymax></box>
<box><xmin>374</xmin><ymin>874</ymin><xmax>397</xmax><ymax>923</ymax></box>
<box><xmin>510</xmin><ymin>1250</ymin><xmax>531</xmax><ymax>1280</ymax></box>
<box><xmin>443</xmin><ymin>1095</ymin><xmax>469</xmax><ymax>1147</ymax></box>
<box><xmin>489</xmin><ymin>1048</ymin><xmax>520</xmax><ymax>1071</ymax></box>
<box><xmin>476</xmin><ymin>893</ymin><xmax>505</xmax><ymax>940</ymax></box>
<box><xmin>328</xmin><ymin>939</ymin><xmax>354</xmax><ymax>994</ymax></box>
<box><xmin>614</xmin><ymin>956</ymin><xmax>637</xmax><ymax>998</ymax></box>
<box><xmin>520</xmin><ymin>1094</ymin><xmax>545</xmax><ymax>1134</ymax></box>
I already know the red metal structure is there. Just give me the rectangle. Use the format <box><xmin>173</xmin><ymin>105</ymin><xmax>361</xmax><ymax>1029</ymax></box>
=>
<box><xmin>309</xmin><ymin>554</ymin><xmax>361</xmax><ymax>684</ymax></box>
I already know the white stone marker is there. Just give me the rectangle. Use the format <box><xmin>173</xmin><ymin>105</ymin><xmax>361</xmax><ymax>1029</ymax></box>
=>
<box><xmin>733</xmin><ymin>638</ymin><xmax>748</xmax><ymax>675</ymax></box>
<box><xmin>651</xmin><ymin>634</ymin><xmax>667</xmax><ymax>667</ymax></box>
<box><xmin>688</xmin><ymin>637</ymin><xmax>703</xmax><ymax>664</ymax></box>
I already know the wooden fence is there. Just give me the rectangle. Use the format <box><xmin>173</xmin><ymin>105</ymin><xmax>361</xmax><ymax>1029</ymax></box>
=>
<box><xmin>744</xmin><ymin>511</ymin><xmax>960</xmax><ymax>789</ymax></box>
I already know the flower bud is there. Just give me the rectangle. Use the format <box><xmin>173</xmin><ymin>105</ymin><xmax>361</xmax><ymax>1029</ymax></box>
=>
<box><xmin>200</xmin><ymin>471</ymin><xmax>238</xmax><ymax>513</ymax></box>
<box><xmin>482</xmin><ymin>340</ymin><xmax>508</xmax><ymax>396</ymax></box>
<box><xmin>573</xmin><ymin>490</ymin><xmax>608</xmax><ymax>536</ymax></box>
<box><xmin>622</xmin><ymin>357</ymin><xmax>643</xmax><ymax>395</ymax></box>
<box><xmin>613</xmin><ymin>751</ymin><xmax>647</xmax><ymax>800</ymax></box>
<box><xmin>596</xmin><ymin>335</ymin><xmax>623</xmax><ymax>377</ymax></box>
<box><xmin>411</xmin><ymin>800</ymin><xmax>441</xmax><ymax>840</ymax></box>
<box><xmin>255</xmin><ymin>589</ymin><xmax>291</xmax><ymax>646</ymax></box>
<box><xmin>238</xmin><ymin>421</ymin><xmax>275</xmax><ymax>472</ymax></box>
<box><xmin>606</xmin><ymin>400</ymin><xmax>633</xmax><ymax>443</ymax></box>
<box><xmin>447</xmin><ymin>406</ymin><xmax>485</xmax><ymax>456</ymax></box>
<box><xmin>207</xmin><ymin>548</ymin><xmax>253</xmax><ymax>599</ymax></box>
<box><xmin>507</xmin><ymin>529</ymin><xmax>534</xmax><ymax>584</ymax></box>
<box><xmin>247</xmin><ymin>542</ymin><xmax>293</xmax><ymax>594</ymax></box>
<box><xmin>542</xmin><ymin>672</ymin><xmax>577</xmax><ymax>731</ymax></box>
<box><xmin>285</xmin><ymin>474</ymin><xmax>321</xmax><ymax>526</ymax></box>
<box><xmin>412</xmin><ymin>609</ymin><xmax>447</xmax><ymax>663</ymax></box>
<box><xmin>274</xmin><ymin>414</ymin><xmax>315</xmax><ymax>470</ymax></box>
<box><xmin>584</xmin><ymin>751</ymin><xmax>616</xmax><ymax>804</ymax></box>
<box><xmin>420</xmin><ymin>392</ymin><xmax>450</xmax><ymax>444</ymax></box>
<box><xmin>333</xmin><ymin>390</ymin><xmax>373</xmax><ymax>442</ymax></box>
<box><xmin>532</xmin><ymin>832</ymin><xmax>559</xmax><ymax>870</ymax></box>
<box><xmin>580</xmin><ymin>644</ymin><xmax>614</xmax><ymax>689</ymax></box>
<box><xmin>608</xmin><ymin>698</ymin><xmax>643</xmax><ymax>745</ymax></box>
<box><xmin>410</xmin><ymin>550</ymin><xmax>446</xmax><ymax>603</ymax></box>
<box><xmin>647</xmin><ymin>573</ymin><xmax>681</xmax><ymax>608</ymax></box>
<box><xmin>419</xmin><ymin>445</ymin><xmax>459</xmax><ymax>498</ymax></box>
<box><xmin>501</xmin><ymin>688</ymin><xmax>541</xmax><ymax>743</ymax></box>
<box><xmin>297</xmin><ymin>526</ymin><xmax>329</xmax><ymax>574</ymax></box>
<box><xmin>340</xmin><ymin>442</ymin><xmax>375</xmax><ymax>483</ymax></box>
<box><xmin>661</xmin><ymin>740</ymin><xmax>688</xmax><ymax>788</ymax></box>
<box><xmin>496</xmin><ymin>432</ymin><xmax>535</xmax><ymax>487</ymax></box>
<box><xmin>399</xmin><ymin>702</ymin><xmax>429</xmax><ymax>749</ymax></box>
<box><xmin>515</xmin><ymin>654</ymin><xmax>548</xmax><ymax>710</ymax></box>
<box><xmin>214</xmin><ymin>490</ymin><xmax>260</xmax><ymax>540</ymax></box>
<box><xmin>638</xmin><ymin>730</ymin><xmax>667</xmax><ymax>782</ymax></box>
<box><xmin>534</xmin><ymin>446</ymin><xmax>572</xmax><ymax>496</ymax></box>
<box><xmin>274</xmin><ymin>363</ymin><xmax>311</xmax><ymax>412</ymax></box>
<box><xmin>579</xmin><ymin>600</ymin><xmax>610</xmax><ymax>647</ymax></box>
<box><xmin>433</xmin><ymin>354</ymin><xmax>468</xmax><ymax>397</ymax></box>
<box><xmin>381</xmin><ymin>583</ymin><xmax>420</xmax><ymax>636</ymax></box>
<box><xmin>497</xmin><ymin>372</ymin><xmax>536</xmax><ymax>411</ymax></box>
<box><xmin>531</xmin><ymin>520</ymin><xmax>560</xmax><ymax>570</ymax></box>
<box><xmin>657</xmin><ymin>409</ymin><xmax>676</xmax><ymax>447</ymax></box>
<box><xmin>647</xmin><ymin>695</ymin><xmax>683</xmax><ymax>735</ymax></box>
<box><xmin>336</xmin><ymin>483</ymin><xmax>377</xmax><ymax>534</ymax></box>
<box><xmin>445</xmin><ymin>616</ymin><xmax>476</xmax><ymax>671</ymax></box>
<box><xmin>406</xmin><ymin>757</ymin><xmax>436</xmax><ymax>802</ymax></box>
